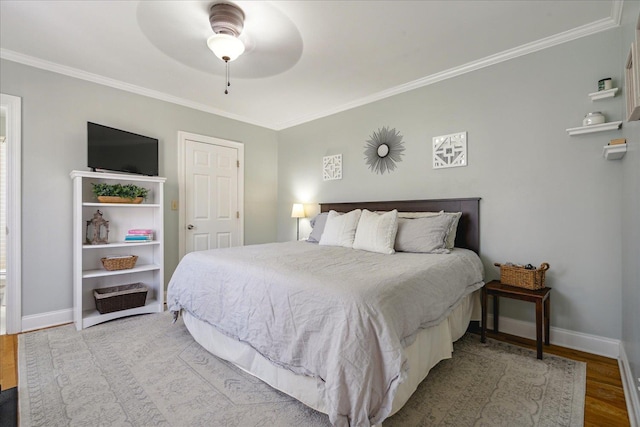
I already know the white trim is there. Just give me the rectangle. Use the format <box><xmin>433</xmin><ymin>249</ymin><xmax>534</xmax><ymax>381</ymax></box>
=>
<box><xmin>21</xmin><ymin>308</ymin><xmax>73</xmax><ymax>332</ymax></box>
<box><xmin>611</xmin><ymin>0</ymin><xmax>625</xmax><ymax>26</ymax></box>
<box><xmin>486</xmin><ymin>314</ymin><xmax>620</xmax><ymax>359</ymax></box>
<box><xmin>0</xmin><ymin>3</ymin><xmax>622</xmax><ymax>131</ymax></box>
<box><xmin>177</xmin><ymin>131</ymin><xmax>245</xmax><ymax>260</ymax></box>
<box><xmin>274</xmin><ymin>10</ymin><xmax>622</xmax><ymax>130</ymax></box>
<box><xmin>0</xmin><ymin>93</ymin><xmax>22</xmax><ymax>334</ymax></box>
<box><xmin>0</xmin><ymin>49</ymin><xmax>274</xmax><ymax>131</ymax></box>
<box><xmin>619</xmin><ymin>343</ymin><xmax>640</xmax><ymax>427</ymax></box>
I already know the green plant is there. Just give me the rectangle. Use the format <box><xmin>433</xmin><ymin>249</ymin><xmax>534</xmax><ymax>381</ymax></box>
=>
<box><xmin>92</xmin><ymin>183</ymin><xmax>149</xmax><ymax>200</ymax></box>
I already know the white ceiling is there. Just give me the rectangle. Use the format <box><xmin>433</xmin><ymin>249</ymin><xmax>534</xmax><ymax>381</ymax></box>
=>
<box><xmin>0</xmin><ymin>1</ymin><xmax>622</xmax><ymax>130</ymax></box>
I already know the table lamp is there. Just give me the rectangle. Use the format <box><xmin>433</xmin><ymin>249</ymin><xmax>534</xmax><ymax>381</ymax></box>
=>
<box><xmin>291</xmin><ymin>203</ymin><xmax>305</xmax><ymax>240</ymax></box>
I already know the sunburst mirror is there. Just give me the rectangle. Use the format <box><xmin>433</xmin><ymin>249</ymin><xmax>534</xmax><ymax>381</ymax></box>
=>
<box><xmin>364</xmin><ymin>126</ymin><xmax>405</xmax><ymax>174</ymax></box>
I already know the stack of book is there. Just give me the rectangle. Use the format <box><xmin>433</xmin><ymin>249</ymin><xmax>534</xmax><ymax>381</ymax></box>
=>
<box><xmin>125</xmin><ymin>229</ymin><xmax>154</xmax><ymax>242</ymax></box>
<box><xmin>609</xmin><ymin>138</ymin><xmax>626</xmax><ymax>146</ymax></box>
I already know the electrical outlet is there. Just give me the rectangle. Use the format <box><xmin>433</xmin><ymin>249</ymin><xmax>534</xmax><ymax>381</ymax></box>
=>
<box><xmin>171</xmin><ymin>200</ymin><xmax>178</xmax><ymax>210</ymax></box>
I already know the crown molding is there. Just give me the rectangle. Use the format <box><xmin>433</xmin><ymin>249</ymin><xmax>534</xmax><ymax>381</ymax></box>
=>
<box><xmin>0</xmin><ymin>48</ymin><xmax>276</xmax><ymax>130</ymax></box>
<box><xmin>274</xmin><ymin>5</ymin><xmax>623</xmax><ymax>130</ymax></box>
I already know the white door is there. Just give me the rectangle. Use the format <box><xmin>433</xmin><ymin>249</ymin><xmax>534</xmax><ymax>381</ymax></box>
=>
<box><xmin>180</xmin><ymin>133</ymin><xmax>243</xmax><ymax>256</ymax></box>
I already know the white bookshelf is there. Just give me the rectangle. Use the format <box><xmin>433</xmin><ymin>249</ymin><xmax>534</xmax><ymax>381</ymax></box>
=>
<box><xmin>71</xmin><ymin>170</ymin><xmax>166</xmax><ymax>330</ymax></box>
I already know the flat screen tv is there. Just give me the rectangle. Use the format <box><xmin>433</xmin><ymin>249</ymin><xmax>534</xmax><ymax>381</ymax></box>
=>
<box><xmin>87</xmin><ymin>122</ymin><xmax>159</xmax><ymax>176</ymax></box>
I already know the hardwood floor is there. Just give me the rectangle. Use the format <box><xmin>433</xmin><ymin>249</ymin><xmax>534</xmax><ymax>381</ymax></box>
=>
<box><xmin>0</xmin><ymin>330</ymin><xmax>631</xmax><ymax>425</ymax></box>
<box><xmin>0</xmin><ymin>333</ymin><xmax>18</xmax><ymax>391</ymax></box>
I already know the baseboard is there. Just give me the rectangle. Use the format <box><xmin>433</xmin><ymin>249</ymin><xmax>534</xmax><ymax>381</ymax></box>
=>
<box><xmin>619</xmin><ymin>343</ymin><xmax>640</xmax><ymax>427</ymax></box>
<box><xmin>486</xmin><ymin>314</ymin><xmax>620</xmax><ymax>359</ymax></box>
<box><xmin>21</xmin><ymin>308</ymin><xmax>73</xmax><ymax>332</ymax></box>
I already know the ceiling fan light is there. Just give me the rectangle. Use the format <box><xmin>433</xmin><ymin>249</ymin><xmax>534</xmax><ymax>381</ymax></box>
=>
<box><xmin>207</xmin><ymin>34</ymin><xmax>245</xmax><ymax>62</ymax></box>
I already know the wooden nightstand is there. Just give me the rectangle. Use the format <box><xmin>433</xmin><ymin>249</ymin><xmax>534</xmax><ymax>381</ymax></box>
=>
<box><xmin>481</xmin><ymin>280</ymin><xmax>551</xmax><ymax>359</ymax></box>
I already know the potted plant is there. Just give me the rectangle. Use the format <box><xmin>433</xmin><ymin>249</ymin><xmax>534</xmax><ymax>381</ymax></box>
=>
<box><xmin>92</xmin><ymin>183</ymin><xmax>149</xmax><ymax>204</ymax></box>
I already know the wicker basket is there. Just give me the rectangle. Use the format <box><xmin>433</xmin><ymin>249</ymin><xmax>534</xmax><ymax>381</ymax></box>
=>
<box><xmin>101</xmin><ymin>255</ymin><xmax>138</xmax><ymax>271</ymax></box>
<box><xmin>94</xmin><ymin>283</ymin><xmax>148</xmax><ymax>314</ymax></box>
<box><xmin>97</xmin><ymin>196</ymin><xmax>143</xmax><ymax>204</ymax></box>
<box><xmin>494</xmin><ymin>262</ymin><xmax>550</xmax><ymax>290</ymax></box>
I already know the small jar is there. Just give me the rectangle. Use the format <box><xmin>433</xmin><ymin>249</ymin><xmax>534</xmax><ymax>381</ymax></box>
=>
<box><xmin>583</xmin><ymin>112</ymin><xmax>605</xmax><ymax>126</ymax></box>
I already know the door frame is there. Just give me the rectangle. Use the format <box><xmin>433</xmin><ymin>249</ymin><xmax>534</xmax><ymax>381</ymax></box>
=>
<box><xmin>1</xmin><ymin>93</ymin><xmax>22</xmax><ymax>334</ymax></box>
<box><xmin>177</xmin><ymin>131</ymin><xmax>244</xmax><ymax>260</ymax></box>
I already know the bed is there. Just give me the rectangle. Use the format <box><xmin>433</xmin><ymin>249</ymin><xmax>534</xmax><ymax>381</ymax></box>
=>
<box><xmin>167</xmin><ymin>198</ymin><xmax>483</xmax><ymax>427</ymax></box>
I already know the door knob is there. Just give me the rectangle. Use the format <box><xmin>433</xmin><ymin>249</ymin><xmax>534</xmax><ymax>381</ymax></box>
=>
<box><xmin>187</xmin><ymin>224</ymin><xmax>195</xmax><ymax>230</ymax></box>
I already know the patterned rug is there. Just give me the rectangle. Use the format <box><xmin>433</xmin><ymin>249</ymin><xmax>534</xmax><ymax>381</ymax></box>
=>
<box><xmin>19</xmin><ymin>312</ymin><xmax>585</xmax><ymax>426</ymax></box>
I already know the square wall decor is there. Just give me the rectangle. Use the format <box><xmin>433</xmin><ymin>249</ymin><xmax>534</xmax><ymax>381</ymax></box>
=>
<box><xmin>323</xmin><ymin>154</ymin><xmax>342</xmax><ymax>181</ymax></box>
<box><xmin>433</xmin><ymin>132</ymin><xmax>467</xmax><ymax>169</ymax></box>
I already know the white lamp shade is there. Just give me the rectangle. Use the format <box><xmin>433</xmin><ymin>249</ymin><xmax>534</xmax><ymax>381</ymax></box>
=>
<box><xmin>291</xmin><ymin>203</ymin><xmax>305</xmax><ymax>218</ymax></box>
<box><xmin>207</xmin><ymin>34</ymin><xmax>245</xmax><ymax>61</ymax></box>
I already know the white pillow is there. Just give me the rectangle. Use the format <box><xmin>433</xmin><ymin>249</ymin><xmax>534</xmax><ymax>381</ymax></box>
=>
<box><xmin>319</xmin><ymin>209</ymin><xmax>362</xmax><ymax>248</ymax></box>
<box><xmin>353</xmin><ymin>209</ymin><xmax>399</xmax><ymax>254</ymax></box>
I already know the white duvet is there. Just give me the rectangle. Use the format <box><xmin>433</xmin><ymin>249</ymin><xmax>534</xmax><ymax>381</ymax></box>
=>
<box><xmin>167</xmin><ymin>241</ymin><xmax>484</xmax><ymax>426</ymax></box>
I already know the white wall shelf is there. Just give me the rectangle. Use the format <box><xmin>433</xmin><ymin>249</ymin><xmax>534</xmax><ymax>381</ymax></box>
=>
<box><xmin>566</xmin><ymin>121</ymin><xmax>622</xmax><ymax>136</ymax></box>
<box><xmin>83</xmin><ymin>202</ymin><xmax>162</xmax><ymax>208</ymax></box>
<box><xmin>71</xmin><ymin>170</ymin><xmax>166</xmax><ymax>330</ymax></box>
<box><xmin>83</xmin><ymin>241</ymin><xmax>161</xmax><ymax>249</ymax></box>
<box><xmin>602</xmin><ymin>144</ymin><xmax>627</xmax><ymax>160</ymax></box>
<box><xmin>82</xmin><ymin>264</ymin><xmax>161</xmax><ymax>279</ymax></box>
<box><xmin>588</xmin><ymin>88</ymin><xmax>618</xmax><ymax>101</ymax></box>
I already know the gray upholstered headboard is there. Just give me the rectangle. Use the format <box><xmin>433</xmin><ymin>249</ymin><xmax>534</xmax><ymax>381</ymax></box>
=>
<box><xmin>320</xmin><ymin>198</ymin><xmax>480</xmax><ymax>254</ymax></box>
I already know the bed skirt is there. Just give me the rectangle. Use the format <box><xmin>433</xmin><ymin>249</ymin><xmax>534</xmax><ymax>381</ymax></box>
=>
<box><xmin>182</xmin><ymin>289</ymin><xmax>481</xmax><ymax>421</ymax></box>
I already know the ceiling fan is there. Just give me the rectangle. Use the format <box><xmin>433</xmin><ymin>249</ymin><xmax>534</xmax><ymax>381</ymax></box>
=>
<box><xmin>135</xmin><ymin>1</ymin><xmax>303</xmax><ymax>96</ymax></box>
<box><xmin>206</xmin><ymin>2</ymin><xmax>246</xmax><ymax>94</ymax></box>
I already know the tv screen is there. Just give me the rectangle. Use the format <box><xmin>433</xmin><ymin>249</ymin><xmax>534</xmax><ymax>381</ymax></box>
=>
<box><xmin>87</xmin><ymin>122</ymin><xmax>159</xmax><ymax>176</ymax></box>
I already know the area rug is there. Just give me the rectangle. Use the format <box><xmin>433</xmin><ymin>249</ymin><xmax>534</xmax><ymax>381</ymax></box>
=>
<box><xmin>18</xmin><ymin>312</ymin><xmax>585</xmax><ymax>426</ymax></box>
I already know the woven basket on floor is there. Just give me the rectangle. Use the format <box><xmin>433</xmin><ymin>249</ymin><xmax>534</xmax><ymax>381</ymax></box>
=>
<box><xmin>101</xmin><ymin>255</ymin><xmax>138</xmax><ymax>271</ymax></box>
<box><xmin>494</xmin><ymin>262</ymin><xmax>550</xmax><ymax>290</ymax></box>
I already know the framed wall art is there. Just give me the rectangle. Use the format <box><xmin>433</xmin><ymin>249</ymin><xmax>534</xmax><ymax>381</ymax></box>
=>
<box><xmin>323</xmin><ymin>154</ymin><xmax>342</xmax><ymax>181</ymax></box>
<box><xmin>364</xmin><ymin>126</ymin><xmax>405</xmax><ymax>175</ymax></box>
<box><xmin>433</xmin><ymin>132</ymin><xmax>467</xmax><ymax>169</ymax></box>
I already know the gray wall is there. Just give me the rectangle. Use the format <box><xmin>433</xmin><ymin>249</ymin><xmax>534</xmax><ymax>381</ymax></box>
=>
<box><xmin>0</xmin><ymin>59</ymin><xmax>279</xmax><ymax>317</ymax></box>
<box><xmin>277</xmin><ymin>28</ymin><xmax>626</xmax><ymax>340</ymax></box>
<box><xmin>621</xmin><ymin>0</ymin><xmax>640</xmax><ymax>411</ymax></box>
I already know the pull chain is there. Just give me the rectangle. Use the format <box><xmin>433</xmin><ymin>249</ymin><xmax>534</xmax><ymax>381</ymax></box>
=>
<box><xmin>224</xmin><ymin>56</ymin><xmax>231</xmax><ymax>95</ymax></box>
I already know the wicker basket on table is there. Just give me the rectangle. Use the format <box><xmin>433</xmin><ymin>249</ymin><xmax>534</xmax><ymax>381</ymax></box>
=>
<box><xmin>101</xmin><ymin>255</ymin><xmax>138</xmax><ymax>271</ymax></box>
<box><xmin>494</xmin><ymin>262</ymin><xmax>550</xmax><ymax>290</ymax></box>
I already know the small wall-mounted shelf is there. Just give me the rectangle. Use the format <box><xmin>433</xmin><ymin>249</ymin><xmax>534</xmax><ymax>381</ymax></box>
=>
<box><xmin>566</xmin><ymin>121</ymin><xmax>622</xmax><ymax>136</ymax></box>
<box><xmin>602</xmin><ymin>144</ymin><xmax>627</xmax><ymax>160</ymax></box>
<box><xmin>589</xmin><ymin>88</ymin><xmax>618</xmax><ymax>101</ymax></box>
